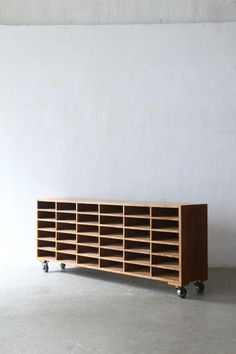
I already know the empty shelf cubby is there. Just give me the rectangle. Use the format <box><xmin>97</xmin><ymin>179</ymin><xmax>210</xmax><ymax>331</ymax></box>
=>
<box><xmin>38</xmin><ymin>249</ymin><xmax>55</xmax><ymax>259</ymax></box>
<box><xmin>125</xmin><ymin>252</ymin><xmax>150</xmax><ymax>266</ymax></box>
<box><xmin>125</xmin><ymin>228</ymin><xmax>150</xmax><ymax>241</ymax></box>
<box><xmin>78</xmin><ymin>235</ymin><xmax>99</xmax><ymax>247</ymax></box>
<box><xmin>100</xmin><ymin>226</ymin><xmax>123</xmax><ymax>238</ymax></box>
<box><xmin>152</xmin><ymin>207</ymin><xmax>179</xmax><ymax>218</ymax></box>
<box><xmin>37</xmin><ymin>201</ymin><xmax>55</xmax><ymax>210</ymax></box>
<box><xmin>57</xmin><ymin>202</ymin><xmax>76</xmax><ymax>211</ymax></box>
<box><xmin>152</xmin><ymin>231</ymin><xmax>179</xmax><ymax>245</ymax></box>
<box><xmin>77</xmin><ymin>255</ymin><xmax>99</xmax><ymax>267</ymax></box>
<box><xmin>125</xmin><ymin>263</ymin><xmax>150</xmax><ymax>276</ymax></box>
<box><xmin>152</xmin><ymin>219</ymin><xmax>179</xmax><ymax>233</ymax></box>
<box><xmin>57</xmin><ymin>222</ymin><xmax>76</xmax><ymax>232</ymax></box>
<box><xmin>38</xmin><ymin>220</ymin><xmax>55</xmax><ymax>231</ymax></box>
<box><xmin>57</xmin><ymin>252</ymin><xmax>76</xmax><ymax>263</ymax></box>
<box><xmin>152</xmin><ymin>244</ymin><xmax>179</xmax><ymax>258</ymax></box>
<box><xmin>100</xmin><ymin>237</ymin><xmax>123</xmax><ymax>251</ymax></box>
<box><xmin>125</xmin><ymin>205</ymin><xmax>150</xmax><ymax>217</ymax></box>
<box><xmin>152</xmin><ymin>256</ymin><xmax>179</xmax><ymax>271</ymax></box>
<box><xmin>125</xmin><ymin>240</ymin><xmax>150</xmax><ymax>253</ymax></box>
<box><xmin>38</xmin><ymin>229</ymin><xmax>56</xmax><ymax>241</ymax></box>
<box><xmin>57</xmin><ymin>232</ymin><xmax>76</xmax><ymax>243</ymax></box>
<box><xmin>125</xmin><ymin>217</ymin><xmax>150</xmax><ymax>229</ymax></box>
<box><xmin>77</xmin><ymin>224</ymin><xmax>99</xmax><ymax>235</ymax></box>
<box><xmin>100</xmin><ymin>215</ymin><xmax>123</xmax><ymax>226</ymax></box>
<box><xmin>152</xmin><ymin>268</ymin><xmax>179</xmax><ymax>283</ymax></box>
<box><xmin>38</xmin><ymin>240</ymin><xmax>55</xmax><ymax>251</ymax></box>
<box><xmin>100</xmin><ymin>248</ymin><xmax>123</xmax><ymax>262</ymax></box>
<box><xmin>77</xmin><ymin>203</ymin><xmax>98</xmax><ymax>213</ymax></box>
<box><xmin>77</xmin><ymin>245</ymin><xmax>99</xmax><ymax>258</ymax></box>
<box><xmin>100</xmin><ymin>204</ymin><xmax>123</xmax><ymax>215</ymax></box>
<box><xmin>100</xmin><ymin>259</ymin><xmax>123</xmax><ymax>271</ymax></box>
<box><xmin>57</xmin><ymin>242</ymin><xmax>76</xmax><ymax>255</ymax></box>
<box><xmin>38</xmin><ymin>210</ymin><xmax>55</xmax><ymax>220</ymax></box>
<box><xmin>77</xmin><ymin>213</ymin><xmax>98</xmax><ymax>224</ymax></box>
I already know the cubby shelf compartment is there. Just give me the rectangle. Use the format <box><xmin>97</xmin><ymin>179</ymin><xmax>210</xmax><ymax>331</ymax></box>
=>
<box><xmin>37</xmin><ymin>199</ymin><xmax>208</xmax><ymax>297</ymax></box>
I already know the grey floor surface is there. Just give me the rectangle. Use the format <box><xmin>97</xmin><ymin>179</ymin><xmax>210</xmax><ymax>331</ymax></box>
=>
<box><xmin>1</xmin><ymin>266</ymin><xmax>236</xmax><ymax>354</ymax></box>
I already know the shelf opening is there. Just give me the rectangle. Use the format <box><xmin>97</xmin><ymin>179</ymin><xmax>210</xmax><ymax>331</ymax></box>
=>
<box><xmin>152</xmin><ymin>256</ymin><xmax>179</xmax><ymax>271</ymax></box>
<box><xmin>152</xmin><ymin>231</ymin><xmax>178</xmax><ymax>245</ymax></box>
<box><xmin>125</xmin><ymin>252</ymin><xmax>150</xmax><ymax>265</ymax></box>
<box><xmin>57</xmin><ymin>252</ymin><xmax>76</xmax><ymax>263</ymax></box>
<box><xmin>78</xmin><ymin>235</ymin><xmax>99</xmax><ymax>247</ymax></box>
<box><xmin>57</xmin><ymin>242</ymin><xmax>76</xmax><ymax>254</ymax></box>
<box><xmin>125</xmin><ymin>228</ymin><xmax>150</xmax><ymax>241</ymax></box>
<box><xmin>152</xmin><ymin>244</ymin><xmax>179</xmax><ymax>258</ymax></box>
<box><xmin>57</xmin><ymin>222</ymin><xmax>76</xmax><ymax>232</ymax></box>
<box><xmin>152</xmin><ymin>207</ymin><xmax>178</xmax><ymax>218</ymax></box>
<box><xmin>37</xmin><ymin>201</ymin><xmax>55</xmax><ymax>210</ymax></box>
<box><xmin>77</xmin><ymin>256</ymin><xmax>99</xmax><ymax>267</ymax></box>
<box><xmin>77</xmin><ymin>224</ymin><xmax>99</xmax><ymax>235</ymax></box>
<box><xmin>125</xmin><ymin>240</ymin><xmax>150</xmax><ymax>253</ymax></box>
<box><xmin>100</xmin><ymin>204</ymin><xmax>123</xmax><ymax>215</ymax></box>
<box><xmin>100</xmin><ymin>237</ymin><xmax>123</xmax><ymax>250</ymax></box>
<box><xmin>152</xmin><ymin>219</ymin><xmax>179</xmax><ymax>232</ymax></box>
<box><xmin>38</xmin><ymin>230</ymin><xmax>56</xmax><ymax>239</ymax></box>
<box><xmin>100</xmin><ymin>248</ymin><xmax>123</xmax><ymax>261</ymax></box>
<box><xmin>37</xmin><ymin>249</ymin><xmax>55</xmax><ymax>259</ymax></box>
<box><xmin>57</xmin><ymin>212</ymin><xmax>76</xmax><ymax>222</ymax></box>
<box><xmin>100</xmin><ymin>215</ymin><xmax>123</xmax><ymax>226</ymax></box>
<box><xmin>38</xmin><ymin>240</ymin><xmax>55</xmax><ymax>249</ymax></box>
<box><xmin>38</xmin><ymin>210</ymin><xmax>55</xmax><ymax>220</ymax></box>
<box><xmin>77</xmin><ymin>214</ymin><xmax>98</xmax><ymax>224</ymax></box>
<box><xmin>100</xmin><ymin>259</ymin><xmax>123</xmax><ymax>271</ymax></box>
<box><xmin>124</xmin><ymin>263</ymin><xmax>150</xmax><ymax>276</ymax></box>
<box><xmin>100</xmin><ymin>226</ymin><xmax>123</xmax><ymax>237</ymax></box>
<box><xmin>38</xmin><ymin>220</ymin><xmax>55</xmax><ymax>230</ymax></box>
<box><xmin>77</xmin><ymin>245</ymin><xmax>99</xmax><ymax>257</ymax></box>
<box><xmin>152</xmin><ymin>268</ymin><xmax>179</xmax><ymax>283</ymax></box>
<box><xmin>57</xmin><ymin>202</ymin><xmax>76</xmax><ymax>211</ymax></box>
<box><xmin>57</xmin><ymin>232</ymin><xmax>76</xmax><ymax>242</ymax></box>
<box><xmin>77</xmin><ymin>203</ymin><xmax>98</xmax><ymax>213</ymax></box>
<box><xmin>125</xmin><ymin>217</ymin><xmax>150</xmax><ymax>228</ymax></box>
<box><xmin>125</xmin><ymin>206</ymin><xmax>150</xmax><ymax>216</ymax></box>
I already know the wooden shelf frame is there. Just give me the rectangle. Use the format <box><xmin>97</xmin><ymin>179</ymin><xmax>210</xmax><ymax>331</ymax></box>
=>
<box><xmin>37</xmin><ymin>199</ymin><xmax>208</xmax><ymax>287</ymax></box>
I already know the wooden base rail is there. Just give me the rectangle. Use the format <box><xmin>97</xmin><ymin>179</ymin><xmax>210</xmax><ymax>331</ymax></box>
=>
<box><xmin>37</xmin><ymin>199</ymin><xmax>207</xmax><ymax>298</ymax></box>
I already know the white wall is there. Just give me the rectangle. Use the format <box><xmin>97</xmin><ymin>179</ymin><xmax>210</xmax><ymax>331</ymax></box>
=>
<box><xmin>0</xmin><ymin>0</ymin><xmax>236</xmax><ymax>24</ymax></box>
<box><xmin>0</xmin><ymin>23</ymin><xmax>236</xmax><ymax>266</ymax></box>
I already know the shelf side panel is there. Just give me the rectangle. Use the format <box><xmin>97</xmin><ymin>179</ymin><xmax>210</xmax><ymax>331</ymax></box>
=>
<box><xmin>181</xmin><ymin>204</ymin><xmax>208</xmax><ymax>286</ymax></box>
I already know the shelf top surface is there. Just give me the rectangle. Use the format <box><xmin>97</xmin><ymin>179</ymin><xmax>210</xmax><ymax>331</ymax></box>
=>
<box><xmin>37</xmin><ymin>198</ymin><xmax>207</xmax><ymax>207</ymax></box>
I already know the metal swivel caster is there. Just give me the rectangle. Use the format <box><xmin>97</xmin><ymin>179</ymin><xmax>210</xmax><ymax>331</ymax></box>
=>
<box><xmin>60</xmin><ymin>263</ymin><xmax>66</xmax><ymax>270</ymax></box>
<box><xmin>42</xmin><ymin>261</ymin><xmax>49</xmax><ymax>273</ymax></box>
<box><xmin>176</xmin><ymin>287</ymin><xmax>187</xmax><ymax>298</ymax></box>
<box><xmin>194</xmin><ymin>281</ymin><xmax>205</xmax><ymax>294</ymax></box>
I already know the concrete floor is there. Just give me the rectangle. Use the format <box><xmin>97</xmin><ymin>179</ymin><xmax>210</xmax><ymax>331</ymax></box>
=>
<box><xmin>1</xmin><ymin>266</ymin><xmax>236</xmax><ymax>354</ymax></box>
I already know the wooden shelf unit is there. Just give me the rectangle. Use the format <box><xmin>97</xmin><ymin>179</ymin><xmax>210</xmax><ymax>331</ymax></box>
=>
<box><xmin>37</xmin><ymin>199</ymin><xmax>207</xmax><ymax>292</ymax></box>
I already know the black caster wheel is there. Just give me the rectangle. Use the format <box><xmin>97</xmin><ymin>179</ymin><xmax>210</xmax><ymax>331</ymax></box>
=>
<box><xmin>194</xmin><ymin>281</ymin><xmax>205</xmax><ymax>294</ymax></box>
<box><xmin>176</xmin><ymin>287</ymin><xmax>187</xmax><ymax>298</ymax></box>
<box><xmin>60</xmin><ymin>263</ymin><xmax>66</xmax><ymax>270</ymax></box>
<box><xmin>42</xmin><ymin>261</ymin><xmax>49</xmax><ymax>273</ymax></box>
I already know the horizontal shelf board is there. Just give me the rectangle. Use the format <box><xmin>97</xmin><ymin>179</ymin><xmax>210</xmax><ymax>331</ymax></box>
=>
<box><xmin>38</xmin><ymin>218</ymin><xmax>55</xmax><ymax>222</ymax></box>
<box><xmin>152</xmin><ymin>240</ymin><xmax>179</xmax><ymax>246</ymax></box>
<box><xmin>125</xmin><ymin>259</ymin><xmax>150</xmax><ymax>266</ymax></box>
<box><xmin>57</xmin><ymin>240</ymin><xmax>76</xmax><ymax>245</ymax></box>
<box><xmin>125</xmin><ymin>226</ymin><xmax>150</xmax><ymax>231</ymax></box>
<box><xmin>57</xmin><ymin>210</ymin><xmax>76</xmax><ymax>214</ymax></box>
<box><xmin>37</xmin><ymin>256</ymin><xmax>56</xmax><ymax>261</ymax></box>
<box><xmin>37</xmin><ymin>237</ymin><xmax>56</xmax><ymax>242</ymax></box>
<box><xmin>57</xmin><ymin>230</ymin><xmax>77</xmax><ymax>234</ymax></box>
<box><xmin>100</xmin><ymin>256</ymin><xmax>123</xmax><ymax>262</ymax></box>
<box><xmin>152</xmin><ymin>273</ymin><xmax>179</xmax><ymax>283</ymax></box>
<box><xmin>77</xmin><ymin>262</ymin><xmax>99</xmax><ymax>269</ymax></box>
<box><xmin>77</xmin><ymin>222</ymin><xmax>99</xmax><ymax>226</ymax></box>
<box><xmin>38</xmin><ymin>209</ymin><xmax>56</xmax><ymax>212</ymax></box>
<box><xmin>77</xmin><ymin>242</ymin><xmax>99</xmax><ymax>247</ymax></box>
<box><xmin>57</xmin><ymin>258</ymin><xmax>77</xmax><ymax>265</ymax></box>
<box><xmin>125</xmin><ymin>269</ymin><xmax>150</xmax><ymax>277</ymax></box>
<box><xmin>100</xmin><ymin>235</ymin><xmax>123</xmax><ymax>240</ymax></box>
<box><xmin>100</xmin><ymin>213</ymin><xmax>123</xmax><ymax>217</ymax></box>
<box><xmin>57</xmin><ymin>250</ymin><xmax>77</xmax><ymax>255</ymax></box>
<box><xmin>100</xmin><ymin>245</ymin><xmax>123</xmax><ymax>251</ymax></box>
<box><xmin>100</xmin><ymin>223</ymin><xmax>123</xmax><ymax>228</ymax></box>
<box><xmin>100</xmin><ymin>265</ymin><xmax>123</xmax><ymax>272</ymax></box>
<box><xmin>152</xmin><ymin>216</ymin><xmax>179</xmax><ymax>221</ymax></box>
<box><xmin>153</xmin><ymin>227</ymin><xmax>179</xmax><ymax>233</ymax></box>
<box><xmin>56</xmin><ymin>220</ymin><xmax>76</xmax><ymax>224</ymax></box>
<box><xmin>38</xmin><ymin>228</ymin><xmax>56</xmax><ymax>232</ymax></box>
<box><xmin>77</xmin><ymin>252</ymin><xmax>98</xmax><ymax>258</ymax></box>
<box><xmin>152</xmin><ymin>262</ymin><xmax>179</xmax><ymax>271</ymax></box>
<box><xmin>152</xmin><ymin>251</ymin><xmax>179</xmax><ymax>258</ymax></box>
<box><xmin>125</xmin><ymin>214</ymin><xmax>150</xmax><ymax>218</ymax></box>
<box><xmin>77</xmin><ymin>211</ymin><xmax>98</xmax><ymax>215</ymax></box>
<box><xmin>38</xmin><ymin>247</ymin><xmax>56</xmax><ymax>252</ymax></box>
<box><xmin>125</xmin><ymin>248</ymin><xmax>150</xmax><ymax>254</ymax></box>
<box><xmin>124</xmin><ymin>237</ymin><xmax>150</xmax><ymax>242</ymax></box>
<box><xmin>78</xmin><ymin>232</ymin><xmax>99</xmax><ymax>236</ymax></box>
